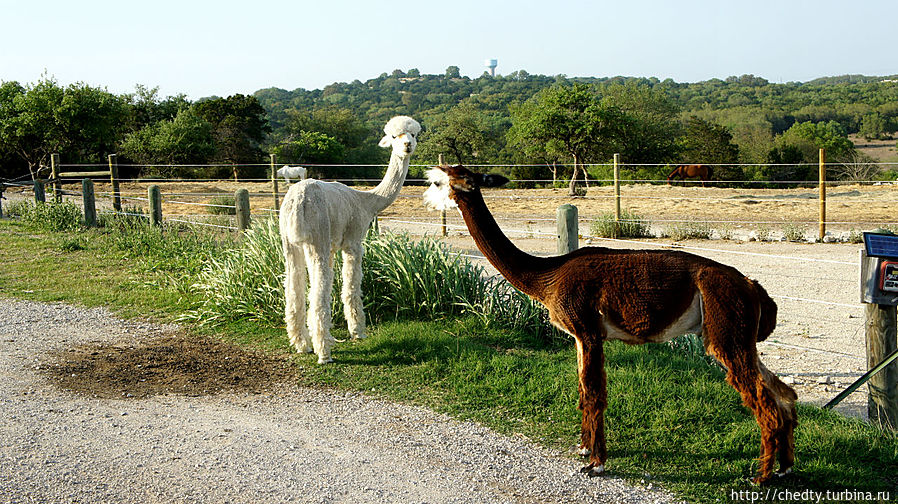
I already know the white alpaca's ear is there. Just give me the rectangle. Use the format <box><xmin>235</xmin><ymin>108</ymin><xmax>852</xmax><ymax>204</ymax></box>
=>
<box><xmin>378</xmin><ymin>135</ymin><xmax>392</xmax><ymax>148</ymax></box>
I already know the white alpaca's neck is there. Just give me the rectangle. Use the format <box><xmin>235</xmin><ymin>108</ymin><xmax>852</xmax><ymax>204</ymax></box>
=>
<box><xmin>367</xmin><ymin>153</ymin><xmax>409</xmax><ymax>212</ymax></box>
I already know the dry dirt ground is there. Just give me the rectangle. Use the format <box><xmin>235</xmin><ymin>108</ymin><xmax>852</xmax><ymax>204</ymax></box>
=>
<box><xmin>2</xmin><ymin>299</ymin><xmax>679</xmax><ymax>504</ymax></box>
<box><xmin>34</xmin><ymin>178</ymin><xmax>898</xmax><ymax>231</ymax></box>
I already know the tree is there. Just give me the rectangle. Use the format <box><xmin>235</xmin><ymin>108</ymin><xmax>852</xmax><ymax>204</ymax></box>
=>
<box><xmin>56</xmin><ymin>82</ymin><xmax>128</xmax><ymax>163</ymax></box>
<box><xmin>777</xmin><ymin>120</ymin><xmax>855</xmax><ymax>162</ymax></box>
<box><xmin>445</xmin><ymin>66</ymin><xmax>461</xmax><ymax>79</ymax></box>
<box><xmin>601</xmin><ymin>82</ymin><xmax>682</xmax><ymax>164</ymax></box>
<box><xmin>272</xmin><ymin>130</ymin><xmax>344</xmax><ymax>178</ymax></box>
<box><xmin>119</xmin><ymin>108</ymin><xmax>215</xmax><ymax>178</ymax></box>
<box><xmin>679</xmin><ymin>116</ymin><xmax>739</xmax><ymax>181</ymax></box>
<box><xmin>508</xmin><ymin>83</ymin><xmax>621</xmax><ymax>195</ymax></box>
<box><xmin>417</xmin><ymin>99</ymin><xmax>500</xmax><ymax>164</ymax></box>
<box><xmin>0</xmin><ymin>78</ymin><xmax>126</xmax><ymax>179</ymax></box>
<box><xmin>681</xmin><ymin>116</ymin><xmax>739</xmax><ymax>162</ymax></box>
<box><xmin>125</xmin><ymin>84</ymin><xmax>189</xmax><ymax>131</ymax></box>
<box><xmin>194</xmin><ymin>94</ymin><xmax>271</xmax><ymax>180</ymax></box>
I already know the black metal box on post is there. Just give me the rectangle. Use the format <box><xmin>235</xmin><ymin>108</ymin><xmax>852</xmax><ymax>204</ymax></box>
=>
<box><xmin>857</xmin><ymin>232</ymin><xmax>898</xmax><ymax>429</ymax></box>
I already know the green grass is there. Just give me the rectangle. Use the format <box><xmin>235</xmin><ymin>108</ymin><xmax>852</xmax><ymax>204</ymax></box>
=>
<box><xmin>1</xmin><ymin>216</ymin><xmax>897</xmax><ymax>503</ymax></box>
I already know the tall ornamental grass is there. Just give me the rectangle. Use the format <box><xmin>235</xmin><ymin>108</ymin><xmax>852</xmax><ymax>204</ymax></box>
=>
<box><xmin>182</xmin><ymin>217</ymin><xmax>561</xmax><ymax>341</ymax></box>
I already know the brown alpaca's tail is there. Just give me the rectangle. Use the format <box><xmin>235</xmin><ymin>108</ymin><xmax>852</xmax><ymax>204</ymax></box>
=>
<box><xmin>751</xmin><ymin>279</ymin><xmax>778</xmax><ymax>342</ymax></box>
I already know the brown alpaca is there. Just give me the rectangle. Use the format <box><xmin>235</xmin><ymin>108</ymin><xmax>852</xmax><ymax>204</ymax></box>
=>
<box><xmin>423</xmin><ymin>164</ymin><xmax>797</xmax><ymax>485</ymax></box>
<box><xmin>668</xmin><ymin>164</ymin><xmax>711</xmax><ymax>187</ymax></box>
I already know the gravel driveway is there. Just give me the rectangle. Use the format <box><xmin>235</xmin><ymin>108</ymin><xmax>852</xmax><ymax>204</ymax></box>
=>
<box><xmin>0</xmin><ymin>298</ymin><xmax>678</xmax><ymax>504</ymax></box>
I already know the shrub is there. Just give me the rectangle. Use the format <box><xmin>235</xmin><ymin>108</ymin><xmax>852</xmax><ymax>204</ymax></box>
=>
<box><xmin>661</xmin><ymin>220</ymin><xmax>712</xmax><ymax>241</ymax></box>
<box><xmin>590</xmin><ymin>210</ymin><xmax>652</xmax><ymax>239</ymax></box>
<box><xmin>5</xmin><ymin>200</ymin><xmax>31</xmax><ymax>218</ymax></box>
<box><xmin>182</xmin><ymin>219</ymin><xmax>562</xmax><ymax>341</ymax></box>
<box><xmin>755</xmin><ymin>224</ymin><xmax>773</xmax><ymax>242</ymax></box>
<box><xmin>208</xmin><ymin>195</ymin><xmax>236</xmax><ymax>215</ymax></box>
<box><xmin>21</xmin><ymin>201</ymin><xmax>82</xmax><ymax>232</ymax></box>
<box><xmin>782</xmin><ymin>222</ymin><xmax>807</xmax><ymax>242</ymax></box>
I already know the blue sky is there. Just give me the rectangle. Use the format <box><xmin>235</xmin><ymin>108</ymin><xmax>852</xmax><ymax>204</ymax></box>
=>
<box><xmin>1</xmin><ymin>0</ymin><xmax>895</xmax><ymax>100</ymax></box>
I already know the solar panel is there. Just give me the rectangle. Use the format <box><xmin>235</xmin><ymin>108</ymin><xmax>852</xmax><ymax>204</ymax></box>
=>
<box><xmin>864</xmin><ymin>232</ymin><xmax>898</xmax><ymax>258</ymax></box>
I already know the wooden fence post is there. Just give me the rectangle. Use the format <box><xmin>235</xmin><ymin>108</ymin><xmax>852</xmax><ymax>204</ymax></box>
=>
<box><xmin>148</xmin><ymin>185</ymin><xmax>162</xmax><ymax>226</ymax></box>
<box><xmin>557</xmin><ymin>204</ymin><xmax>578</xmax><ymax>254</ymax></box>
<box><xmin>81</xmin><ymin>179</ymin><xmax>97</xmax><ymax>227</ymax></box>
<box><xmin>439</xmin><ymin>154</ymin><xmax>447</xmax><ymax>237</ymax></box>
<box><xmin>108</xmin><ymin>154</ymin><xmax>121</xmax><ymax>212</ymax></box>
<box><xmin>270</xmin><ymin>154</ymin><xmax>280</xmax><ymax>210</ymax></box>
<box><xmin>235</xmin><ymin>188</ymin><xmax>250</xmax><ymax>231</ymax></box>
<box><xmin>819</xmin><ymin>148</ymin><xmax>826</xmax><ymax>241</ymax></box>
<box><xmin>866</xmin><ymin>303</ymin><xmax>898</xmax><ymax>430</ymax></box>
<box><xmin>613</xmin><ymin>153</ymin><xmax>621</xmax><ymax>238</ymax></box>
<box><xmin>51</xmin><ymin>153</ymin><xmax>61</xmax><ymax>203</ymax></box>
<box><xmin>0</xmin><ymin>183</ymin><xmax>5</xmax><ymax>218</ymax></box>
<box><xmin>34</xmin><ymin>180</ymin><xmax>45</xmax><ymax>203</ymax></box>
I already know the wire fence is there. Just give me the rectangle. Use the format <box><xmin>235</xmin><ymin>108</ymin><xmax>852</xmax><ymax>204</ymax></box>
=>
<box><xmin>3</xmin><ymin>166</ymin><xmax>883</xmax><ymax>383</ymax></box>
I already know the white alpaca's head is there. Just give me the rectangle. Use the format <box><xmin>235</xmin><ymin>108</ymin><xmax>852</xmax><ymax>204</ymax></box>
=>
<box><xmin>378</xmin><ymin>115</ymin><xmax>421</xmax><ymax>158</ymax></box>
<box><xmin>423</xmin><ymin>164</ymin><xmax>509</xmax><ymax>211</ymax></box>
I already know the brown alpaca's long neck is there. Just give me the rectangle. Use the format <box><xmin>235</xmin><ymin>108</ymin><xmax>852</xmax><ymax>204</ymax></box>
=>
<box><xmin>456</xmin><ymin>190</ymin><xmax>553</xmax><ymax>300</ymax></box>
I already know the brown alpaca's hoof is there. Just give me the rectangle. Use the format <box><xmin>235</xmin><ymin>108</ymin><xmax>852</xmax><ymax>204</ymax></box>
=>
<box><xmin>750</xmin><ymin>473</ymin><xmax>773</xmax><ymax>486</ymax></box>
<box><xmin>580</xmin><ymin>463</ymin><xmax>605</xmax><ymax>477</ymax></box>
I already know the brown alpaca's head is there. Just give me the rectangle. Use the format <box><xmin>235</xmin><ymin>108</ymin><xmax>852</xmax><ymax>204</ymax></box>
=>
<box><xmin>423</xmin><ymin>164</ymin><xmax>509</xmax><ymax>211</ymax></box>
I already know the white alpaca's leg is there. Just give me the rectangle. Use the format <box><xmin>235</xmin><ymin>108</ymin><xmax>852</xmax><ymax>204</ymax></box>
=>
<box><xmin>306</xmin><ymin>244</ymin><xmax>335</xmax><ymax>364</ymax></box>
<box><xmin>283</xmin><ymin>239</ymin><xmax>312</xmax><ymax>354</ymax></box>
<box><xmin>341</xmin><ymin>245</ymin><xmax>366</xmax><ymax>339</ymax></box>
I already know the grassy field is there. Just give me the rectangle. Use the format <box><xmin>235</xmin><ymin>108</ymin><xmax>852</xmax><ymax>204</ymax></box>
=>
<box><xmin>1</xmin><ymin>209</ymin><xmax>896</xmax><ymax>503</ymax></box>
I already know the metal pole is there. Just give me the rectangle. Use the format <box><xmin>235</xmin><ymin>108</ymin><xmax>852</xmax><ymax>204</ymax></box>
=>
<box><xmin>108</xmin><ymin>154</ymin><xmax>121</xmax><ymax>212</ymax></box>
<box><xmin>439</xmin><ymin>154</ymin><xmax>447</xmax><ymax>237</ymax></box>
<box><xmin>270</xmin><ymin>154</ymin><xmax>279</xmax><ymax>210</ymax></box>
<box><xmin>613</xmin><ymin>153</ymin><xmax>621</xmax><ymax>238</ymax></box>
<box><xmin>819</xmin><ymin>148</ymin><xmax>826</xmax><ymax>241</ymax></box>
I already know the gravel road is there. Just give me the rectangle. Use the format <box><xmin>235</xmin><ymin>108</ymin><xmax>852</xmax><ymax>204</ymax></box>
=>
<box><xmin>0</xmin><ymin>298</ymin><xmax>679</xmax><ymax>504</ymax></box>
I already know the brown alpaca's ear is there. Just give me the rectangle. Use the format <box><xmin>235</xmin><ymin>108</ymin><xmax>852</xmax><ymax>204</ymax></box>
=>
<box><xmin>478</xmin><ymin>173</ymin><xmax>509</xmax><ymax>188</ymax></box>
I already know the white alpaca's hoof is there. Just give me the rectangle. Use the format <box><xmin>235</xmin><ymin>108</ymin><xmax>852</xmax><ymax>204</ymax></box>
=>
<box><xmin>352</xmin><ymin>332</ymin><xmax>367</xmax><ymax>340</ymax></box>
<box><xmin>293</xmin><ymin>343</ymin><xmax>314</xmax><ymax>354</ymax></box>
<box><xmin>580</xmin><ymin>463</ymin><xmax>605</xmax><ymax>477</ymax></box>
<box><xmin>317</xmin><ymin>356</ymin><xmax>334</xmax><ymax>365</ymax></box>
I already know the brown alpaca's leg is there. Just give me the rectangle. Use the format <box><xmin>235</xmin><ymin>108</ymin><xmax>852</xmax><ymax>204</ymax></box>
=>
<box><xmin>709</xmin><ymin>345</ymin><xmax>781</xmax><ymax>484</ymax></box>
<box><xmin>576</xmin><ymin>337</ymin><xmax>608</xmax><ymax>476</ymax></box>
<box><xmin>759</xmin><ymin>363</ymin><xmax>798</xmax><ymax>475</ymax></box>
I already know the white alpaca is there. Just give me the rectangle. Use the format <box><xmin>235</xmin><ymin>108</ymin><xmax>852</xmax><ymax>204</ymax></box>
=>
<box><xmin>277</xmin><ymin>165</ymin><xmax>307</xmax><ymax>183</ymax></box>
<box><xmin>279</xmin><ymin>115</ymin><xmax>421</xmax><ymax>363</ymax></box>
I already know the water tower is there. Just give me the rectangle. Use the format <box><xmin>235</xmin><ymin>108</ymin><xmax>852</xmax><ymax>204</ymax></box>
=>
<box><xmin>485</xmin><ymin>59</ymin><xmax>498</xmax><ymax>77</ymax></box>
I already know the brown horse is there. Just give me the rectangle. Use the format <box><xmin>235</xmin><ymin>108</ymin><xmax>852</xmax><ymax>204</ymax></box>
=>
<box><xmin>668</xmin><ymin>164</ymin><xmax>711</xmax><ymax>187</ymax></box>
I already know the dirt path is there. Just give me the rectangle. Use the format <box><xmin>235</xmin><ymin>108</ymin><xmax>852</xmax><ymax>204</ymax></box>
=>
<box><xmin>0</xmin><ymin>298</ymin><xmax>677</xmax><ymax>504</ymax></box>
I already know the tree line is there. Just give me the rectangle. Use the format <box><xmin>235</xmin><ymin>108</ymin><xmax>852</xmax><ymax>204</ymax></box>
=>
<box><xmin>2</xmin><ymin>68</ymin><xmax>897</xmax><ymax>188</ymax></box>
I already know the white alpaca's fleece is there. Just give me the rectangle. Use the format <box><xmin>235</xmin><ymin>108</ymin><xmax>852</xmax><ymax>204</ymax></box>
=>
<box><xmin>279</xmin><ymin>115</ymin><xmax>421</xmax><ymax>364</ymax></box>
<box><xmin>277</xmin><ymin>165</ymin><xmax>307</xmax><ymax>183</ymax></box>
